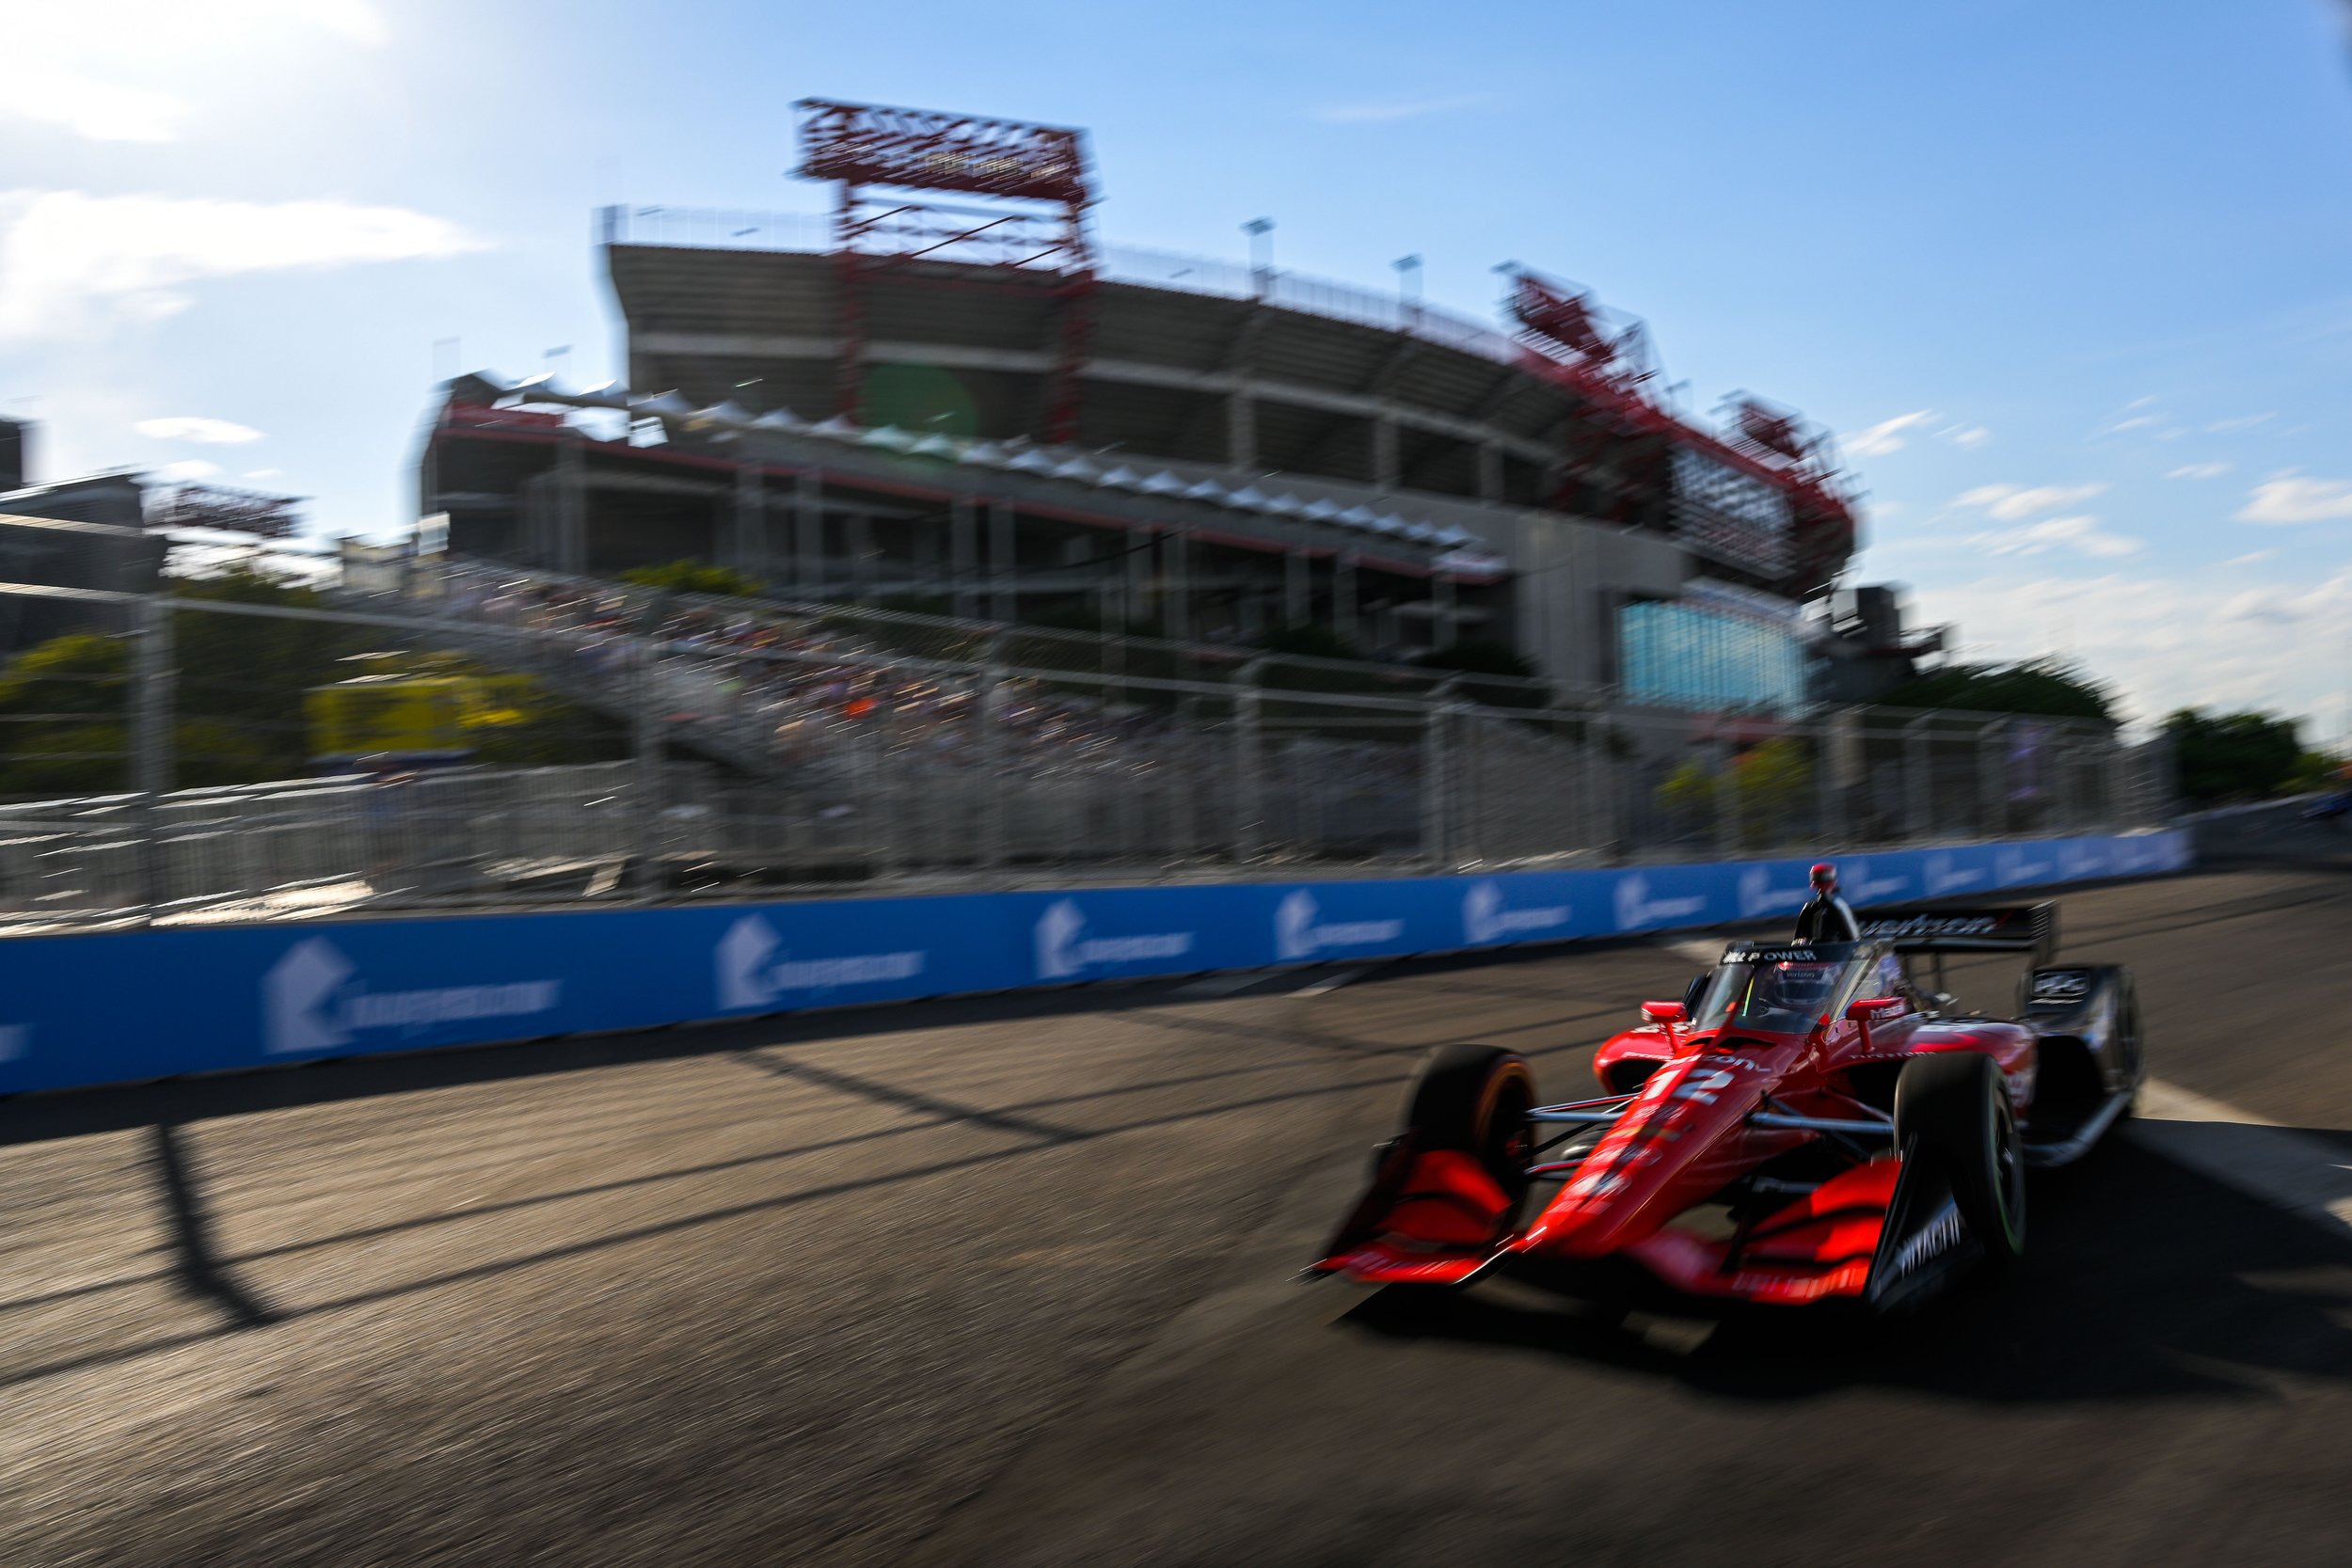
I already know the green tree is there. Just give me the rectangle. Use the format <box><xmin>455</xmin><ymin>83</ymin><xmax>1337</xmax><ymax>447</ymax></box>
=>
<box><xmin>2287</xmin><ymin>750</ymin><xmax>2345</xmax><ymax>796</ymax></box>
<box><xmin>2164</xmin><ymin>708</ymin><xmax>2305</xmax><ymax>807</ymax></box>
<box><xmin>1880</xmin><ymin>657</ymin><xmax>2115</xmax><ymax>723</ymax></box>
<box><xmin>0</xmin><ymin>570</ymin><xmax>628</xmax><ymax>798</ymax></box>
<box><xmin>0</xmin><ymin>634</ymin><xmax>133</xmax><ymax>796</ymax></box>
<box><xmin>170</xmin><ymin>568</ymin><xmax>349</xmax><ymax>780</ymax></box>
<box><xmin>621</xmin><ymin>559</ymin><xmax>766</xmax><ymax>598</ymax></box>
<box><xmin>1656</xmin><ymin>738</ymin><xmax>1815</xmax><ymax>847</ymax></box>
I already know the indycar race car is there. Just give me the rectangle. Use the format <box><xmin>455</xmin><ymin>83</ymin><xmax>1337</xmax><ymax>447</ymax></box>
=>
<box><xmin>1309</xmin><ymin>902</ymin><xmax>2142</xmax><ymax>1311</ymax></box>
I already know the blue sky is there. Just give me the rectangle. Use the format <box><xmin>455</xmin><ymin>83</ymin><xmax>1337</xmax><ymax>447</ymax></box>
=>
<box><xmin>5</xmin><ymin>0</ymin><xmax>2350</xmax><ymax>736</ymax></box>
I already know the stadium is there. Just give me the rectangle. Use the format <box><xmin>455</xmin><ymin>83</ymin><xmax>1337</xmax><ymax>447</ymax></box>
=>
<box><xmin>422</xmin><ymin>98</ymin><xmax>1883</xmax><ymax>712</ymax></box>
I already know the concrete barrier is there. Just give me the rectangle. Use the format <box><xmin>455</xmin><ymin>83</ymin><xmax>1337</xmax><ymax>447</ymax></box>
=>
<box><xmin>0</xmin><ymin>829</ymin><xmax>2190</xmax><ymax>1097</ymax></box>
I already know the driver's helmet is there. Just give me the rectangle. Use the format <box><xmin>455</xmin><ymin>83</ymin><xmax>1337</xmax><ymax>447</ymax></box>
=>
<box><xmin>1756</xmin><ymin>960</ymin><xmax>1835</xmax><ymax>1015</ymax></box>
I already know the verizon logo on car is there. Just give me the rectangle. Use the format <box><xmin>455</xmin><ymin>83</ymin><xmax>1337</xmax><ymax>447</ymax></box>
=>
<box><xmin>1275</xmin><ymin>891</ymin><xmax>1404</xmax><ymax>961</ymax></box>
<box><xmin>263</xmin><ymin>937</ymin><xmax>562</xmax><ymax>1055</ymax></box>
<box><xmin>1859</xmin><ymin>912</ymin><xmax>2007</xmax><ymax>940</ymax></box>
<box><xmin>716</xmin><ymin>914</ymin><xmax>925</xmax><ymax>1010</ymax></box>
<box><xmin>1035</xmin><ymin>898</ymin><xmax>1194</xmax><ymax>980</ymax></box>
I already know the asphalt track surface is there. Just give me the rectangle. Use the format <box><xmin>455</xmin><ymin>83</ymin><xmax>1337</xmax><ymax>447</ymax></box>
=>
<box><xmin>4</xmin><ymin>866</ymin><xmax>2350</xmax><ymax>1567</ymax></box>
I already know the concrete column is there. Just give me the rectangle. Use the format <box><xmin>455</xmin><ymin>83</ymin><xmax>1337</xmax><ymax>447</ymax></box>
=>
<box><xmin>1284</xmin><ymin>549</ymin><xmax>1309</xmax><ymax>627</ymax></box>
<box><xmin>951</xmin><ymin>496</ymin><xmax>977</xmax><ymax>619</ymax></box>
<box><xmin>850</xmin><ymin>513</ymin><xmax>875</xmax><ymax>604</ymax></box>
<box><xmin>1373</xmin><ymin>415</ymin><xmax>1400</xmax><ymax>492</ymax></box>
<box><xmin>989</xmin><ymin>499</ymin><xmax>1015</xmax><ymax>624</ymax></box>
<box><xmin>1162</xmin><ymin>530</ymin><xmax>1190</xmax><ymax>642</ymax></box>
<box><xmin>1334</xmin><ymin>550</ymin><xmax>1358</xmax><ymax>646</ymax></box>
<box><xmin>1226</xmin><ymin>388</ymin><xmax>1255</xmax><ymax>472</ymax></box>
<box><xmin>556</xmin><ymin>430</ymin><xmax>587</xmax><ymax>576</ymax></box>
<box><xmin>1434</xmin><ymin>571</ymin><xmax>1456</xmax><ymax>651</ymax></box>
<box><xmin>794</xmin><ymin>468</ymin><xmax>821</xmax><ymax>595</ymax></box>
<box><xmin>1127</xmin><ymin>523</ymin><xmax>1154</xmax><ymax>627</ymax></box>
<box><xmin>730</xmin><ymin>462</ymin><xmax>763</xmax><ymax>575</ymax></box>
<box><xmin>1476</xmin><ymin>442</ymin><xmax>1504</xmax><ymax>503</ymax></box>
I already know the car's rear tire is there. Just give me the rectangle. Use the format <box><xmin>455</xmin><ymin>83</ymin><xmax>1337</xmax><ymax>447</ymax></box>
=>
<box><xmin>1404</xmin><ymin>1044</ymin><xmax>1536</xmax><ymax>1207</ymax></box>
<box><xmin>1894</xmin><ymin>1051</ymin><xmax>2026</xmax><ymax>1273</ymax></box>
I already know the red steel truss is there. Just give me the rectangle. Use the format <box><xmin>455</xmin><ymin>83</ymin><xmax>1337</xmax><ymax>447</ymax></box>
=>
<box><xmin>795</xmin><ymin>98</ymin><xmax>1098</xmax><ymax>443</ymax></box>
<box><xmin>1503</xmin><ymin>267</ymin><xmax>1855</xmax><ymax>596</ymax></box>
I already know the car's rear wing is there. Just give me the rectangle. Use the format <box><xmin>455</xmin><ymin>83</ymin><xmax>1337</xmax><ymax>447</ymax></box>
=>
<box><xmin>1856</xmin><ymin>902</ymin><xmax>2058</xmax><ymax>966</ymax></box>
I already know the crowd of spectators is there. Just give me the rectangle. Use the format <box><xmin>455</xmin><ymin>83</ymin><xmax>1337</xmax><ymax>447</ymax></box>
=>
<box><xmin>435</xmin><ymin>565</ymin><xmax>1184</xmax><ymax>783</ymax></box>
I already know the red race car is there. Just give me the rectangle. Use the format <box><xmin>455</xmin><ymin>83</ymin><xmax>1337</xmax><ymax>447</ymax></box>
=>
<box><xmin>1310</xmin><ymin>903</ymin><xmax>2142</xmax><ymax>1311</ymax></box>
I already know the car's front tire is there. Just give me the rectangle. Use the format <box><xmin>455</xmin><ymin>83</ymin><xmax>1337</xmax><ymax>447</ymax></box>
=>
<box><xmin>1404</xmin><ymin>1043</ymin><xmax>1537</xmax><ymax>1210</ymax></box>
<box><xmin>1894</xmin><ymin>1051</ymin><xmax>2026</xmax><ymax>1273</ymax></box>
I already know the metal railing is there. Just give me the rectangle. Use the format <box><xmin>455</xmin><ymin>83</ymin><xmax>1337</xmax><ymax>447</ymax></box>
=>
<box><xmin>0</xmin><ymin>574</ymin><xmax>2173</xmax><ymax>932</ymax></box>
<box><xmin>598</xmin><ymin>205</ymin><xmax>1528</xmax><ymax>376</ymax></box>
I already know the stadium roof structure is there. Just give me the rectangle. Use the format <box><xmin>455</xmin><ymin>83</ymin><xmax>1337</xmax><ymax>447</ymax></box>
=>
<box><xmin>601</xmin><ymin>212</ymin><xmax>1856</xmax><ymax>601</ymax></box>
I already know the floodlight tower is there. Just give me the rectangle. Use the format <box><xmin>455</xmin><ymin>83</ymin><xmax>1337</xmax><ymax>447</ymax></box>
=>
<box><xmin>794</xmin><ymin>98</ymin><xmax>1099</xmax><ymax>443</ymax></box>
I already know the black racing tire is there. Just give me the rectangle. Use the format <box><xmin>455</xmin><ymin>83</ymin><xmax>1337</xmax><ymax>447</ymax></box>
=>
<box><xmin>2112</xmin><ymin>969</ymin><xmax>2145</xmax><ymax>1117</ymax></box>
<box><xmin>1403</xmin><ymin>1044</ymin><xmax>1537</xmax><ymax>1206</ymax></box>
<box><xmin>2024</xmin><ymin>960</ymin><xmax>2145</xmax><ymax>1132</ymax></box>
<box><xmin>1894</xmin><ymin>1051</ymin><xmax>2026</xmax><ymax>1274</ymax></box>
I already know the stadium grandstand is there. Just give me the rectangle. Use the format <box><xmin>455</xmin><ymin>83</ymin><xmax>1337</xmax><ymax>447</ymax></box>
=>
<box><xmin>418</xmin><ymin>97</ymin><xmax>1870</xmax><ymax>713</ymax></box>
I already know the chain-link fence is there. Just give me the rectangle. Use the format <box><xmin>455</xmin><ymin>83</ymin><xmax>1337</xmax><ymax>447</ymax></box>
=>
<box><xmin>0</xmin><ymin>574</ymin><xmax>2174</xmax><ymax>932</ymax></box>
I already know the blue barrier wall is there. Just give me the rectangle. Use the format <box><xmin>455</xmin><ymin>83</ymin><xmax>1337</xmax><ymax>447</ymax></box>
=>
<box><xmin>0</xmin><ymin>830</ymin><xmax>2189</xmax><ymax>1097</ymax></box>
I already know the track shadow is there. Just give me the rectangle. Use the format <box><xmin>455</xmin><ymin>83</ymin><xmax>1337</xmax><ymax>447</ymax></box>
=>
<box><xmin>149</xmin><ymin>1123</ymin><xmax>278</xmax><ymax>1330</ymax></box>
<box><xmin>1340</xmin><ymin>1134</ymin><xmax>2352</xmax><ymax>1406</ymax></box>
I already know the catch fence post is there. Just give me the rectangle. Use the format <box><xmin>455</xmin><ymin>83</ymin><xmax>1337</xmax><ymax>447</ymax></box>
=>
<box><xmin>1905</xmin><ymin>714</ymin><xmax>1934</xmax><ymax>842</ymax></box>
<box><xmin>976</xmin><ymin>632</ymin><xmax>1008</xmax><ymax>873</ymax></box>
<box><xmin>1422</xmin><ymin>680</ymin><xmax>1458</xmax><ymax>872</ymax></box>
<box><xmin>630</xmin><ymin>634</ymin><xmax>665</xmax><ymax>900</ymax></box>
<box><xmin>132</xmin><ymin>594</ymin><xmax>175</xmax><ymax>918</ymax></box>
<box><xmin>1713</xmin><ymin>735</ymin><xmax>1741</xmax><ymax>857</ymax></box>
<box><xmin>1234</xmin><ymin>657</ymin><xmax>1265</xmax><ymax>864</ymax></box>
<box><xmin>1978</xmin><ymin>718</ymin><xmax>2008</xmax><ymax>838</ymax></box>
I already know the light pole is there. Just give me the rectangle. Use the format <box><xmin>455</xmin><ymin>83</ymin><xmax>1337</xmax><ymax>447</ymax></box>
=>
<box><xmin>1243</xmin><ymin>217</ymin><xmax>1275</xmax><ymax>298</ymax></box>
<box><xmin>1392</xmin><ymin>254</ymin><xmax>1422</xmax><ymax>326</ymax></box>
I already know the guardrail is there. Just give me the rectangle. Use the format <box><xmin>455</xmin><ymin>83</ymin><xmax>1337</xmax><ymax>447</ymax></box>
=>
<box><xmin>0</xmin><ymin>828</ymin><xmax>2190</xmax><ymax>1097</ymax></box>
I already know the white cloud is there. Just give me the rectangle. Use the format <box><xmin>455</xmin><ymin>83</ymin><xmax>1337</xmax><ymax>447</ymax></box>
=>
<box><xmin>1904</xmin><ymin>565</ymin><xmax>2352</xmax><ymax>728</ymax></box>
<box><xmin>1967</xmin><ymin>514</ymin><xmax>2141</xmax><ymax>560</ymax></box>
<box><xmin>2227</xmin><ymin>549</ymin><xmax>2275</xmax><ymax>566</ymax></box>
<box><xmin>1943</xmin><ymin>425</ymin><xmax>1991</xmax><ymax>449</ymax></box>
<box><xmin>2099</xmin><ymin>414</ymin><xmax>2159</xmax><ymax>436</ymax></box>
<box><xmin>5</xmin><ymin>3</ymin><xmax>387</xmax><ymax>143</ymax></box>
<box><xmin>2237</xmin><ymin>476</ymin><xmax>2352</xmax><ymax>524</ymax></box>
<box><xmin>1313</xmin><ymin>93</ymin><xmax>1489</xmax><ymax>124</ymax></box>
<box><xmin>136</xmin><ymin>415</ymin><xmax>263</xmax><ymax>444</ymax></box>
<box><xmin>1954</xmin><ymin>482</ymin><xmax>2109</xmax><ymax>521</ymax></box>
<box><xmin>155</xmin><ymin>458</ymin><xmax>222</xmax><ymax>481</ymax></box>
<box><xmin>2166</xmin><ymin>462</ymin><xmax>2229</xmax><ymax>481</ymax></box>
<box><xmin>2123</xmin><ymin>395</ymin><xmax>2158</xmax><ymax>410</ymax></box>
<box><xmin>7</xmin><ymin>69</ymin><xmax>186</xmax><ymax>144</ymax></box>
<box><xmin>0</xmin><ymin>190</ymin><xmax>486</xmax><ymax>341</ymax></box>
<box><xmin>1843</xmin><ymin>410</ymin><xmax>1932</xmax><ymax>457</ymax></box>
<box><xmin>2207</xmin><ymin>412</ymin><xmax>2275</xmax><ymax>434</ymax></box>
<box><xmin>242</xmin><ymin>467</ymin><xmax>284</xmax><ymax>481</ymax></box>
